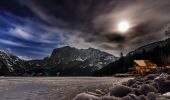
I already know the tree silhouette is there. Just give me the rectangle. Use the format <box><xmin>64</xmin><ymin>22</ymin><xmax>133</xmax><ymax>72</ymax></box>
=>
<box><xmin>120</xmin><ymin>52</ymin><xmax>123</xmax><ymax>58</ymax></box>
<box><xmin>165</xmin><ymin>27</ymin><xmax>170</xmax><ymax>38</ymax></box>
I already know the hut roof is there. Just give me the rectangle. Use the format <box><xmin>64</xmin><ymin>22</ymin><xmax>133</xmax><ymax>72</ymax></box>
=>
<box><xmin>134</xmin><ymin>60</ymin><xmax>156</xmax><ymax>66</ymax></box>
<box><xmin>134</xmin><ymin>60</ymin><xmax>146</xmax><ymax>66</ymax></box>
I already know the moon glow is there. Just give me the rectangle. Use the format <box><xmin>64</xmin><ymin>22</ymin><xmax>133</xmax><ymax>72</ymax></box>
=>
<box><xmin>118</xmin><ymin>20</ymin><xmax>129</xmax><ymax>33</ymax></box>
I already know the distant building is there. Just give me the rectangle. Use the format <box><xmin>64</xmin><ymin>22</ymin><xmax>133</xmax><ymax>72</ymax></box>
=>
<box><xmin>129</xmin><ymin>60</ymin><xmax>157</xmax><ymax>75</ymax></box>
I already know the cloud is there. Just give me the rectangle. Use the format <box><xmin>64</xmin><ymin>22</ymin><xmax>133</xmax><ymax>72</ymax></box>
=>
<box><xmin>0</xmin><ymin>38</ymin><xmax>29</xmax><ymax>47</ymax></box>
<box><xmin>1</xmin><ymin>0</ymin><xmax>170</xmax><ymax>58</ymax></box>
<box><xmin>8</xmin><ymin>23</ymin><xmax>61</xmax><ymax>44</ymax></box>
<box><xmin>9</xmin><ymin>28</ymin><xmax>32</xmax><ymax>40</ymax></box>
<box><xmin>17</xmin><ymin>0</ymin><xmax>170</xmax><ymax>57</ymax></box>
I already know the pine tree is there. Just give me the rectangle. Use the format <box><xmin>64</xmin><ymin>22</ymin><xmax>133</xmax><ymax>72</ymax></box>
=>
<box><xmin>165</xmin><ymin>27</ymin><xmax>170</xmax><ymax>38</ymax></box>
<box><xmin>120</xmin><ymin>52</ymin><xmax>123</xmax><ymax>58</ymax></box>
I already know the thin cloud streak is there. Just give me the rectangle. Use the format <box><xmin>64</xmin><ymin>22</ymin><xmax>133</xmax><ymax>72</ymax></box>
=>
<box><xmin>0</xmin><ymin>38</ymin><xmax>29</xmax><ymax>47</ymax></box>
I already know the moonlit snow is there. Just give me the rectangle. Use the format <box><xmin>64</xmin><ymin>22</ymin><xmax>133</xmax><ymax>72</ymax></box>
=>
<box><xmin>0</xmin><ymin>77</ymin><xmax>130</xmax><ymax>100</ymax></box>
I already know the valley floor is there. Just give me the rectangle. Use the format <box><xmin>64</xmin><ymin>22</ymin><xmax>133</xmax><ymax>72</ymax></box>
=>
<box><xmin>0</xmin><ymin>77</ymin><xmax>131</xmax><ymax>100</ymax></box>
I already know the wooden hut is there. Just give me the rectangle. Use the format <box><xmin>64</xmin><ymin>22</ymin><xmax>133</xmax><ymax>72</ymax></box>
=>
<box><xmin>129</xmin><ymin>60</ymin><xmax>157</xmax><ymax>75</ymax></box>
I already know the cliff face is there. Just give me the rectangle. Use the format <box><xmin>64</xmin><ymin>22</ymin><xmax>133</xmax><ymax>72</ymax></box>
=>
<box><xmin>29</xmin><ymin>46</ymin><xmax>117</xmax><ymax>76</ymax></box>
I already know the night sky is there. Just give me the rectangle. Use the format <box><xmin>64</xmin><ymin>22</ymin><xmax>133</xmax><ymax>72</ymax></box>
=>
<box><xmin>0</xmin><ymin>0</ymin><xmax>170</xmax><ymax>59</ymax></box>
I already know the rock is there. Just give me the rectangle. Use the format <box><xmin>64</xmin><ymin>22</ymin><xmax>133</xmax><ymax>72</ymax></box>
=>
<box><xmin>138</xmin><ymin>95</ymin><xmax>147</xmax><ymax>100</ymax></box>
<box><xmin>156</xmin><ymin>79</ymin><xmax>170</xmax><ymax>93</ymax></box>
<box><xmin>126</xmin><ymin>79</ymin><xmax>136</xmax><ymax>87</ymax></box>
<box><xmin>128</xmin><ymin>94</ymin><xmax>138</xmax><ymax>100</ymax></box>
<box><xmin>100</xmin><ymin>96</ymin><xmax>120</xmax><ymax>100</ymax></box>
<box><xmin>87</xmin><ymin>92</ymin><xmax>102</xmax><ymax>97</ymax></box>
<box><xmin>131</xmin><ymin>83</ymin><xmax>139</xmax><ymax>88</ymax></box>
<box><xmin>94</xmin><ymin>89</ymin><xmax>105</xmax><ymax>95</ymax></box>
<box><xmin>121</xmin><ymin>95</ymin><xmax>132</xmax><ymax>100</ymax></box>
<box><xmin>134</xmin><ymin>81</ymin><xmax>142</xmax><ymax>85</ymax></box>
<box><xmin>121</xmin><ymin>94</ymin><xmax>138</xmax><ymax>100</ymax></box>
<box><xmin>139</xmin><ymin>84</ymin><xmax>158</xmax><ymax>95</ymax></box>
<box><xmin>131</xmin><ymin>88</ymin><xmax>141</xmax><ymax>96</ymax></box>
<box><xmin>155</xmin><ymin>74</ymin><xmax>167</xmax><ymax>80</ymax></box>
<box><xmin>156</xmin><ymin>96</ymin><xmax>169</xmax><ymax>100</ymax></box>
<box><xmin>163</xmin><ymin>92</ymin><xmax>170</xmax><ymax>97</ymax></box>
<box><xmin>110</xmin><ymin>85</ymin><xmax>133</xmax><ymax>97</ymax></box>
<box><xmin>166</xmin><ymin>75</ymin><xmax>170</xmax><ymax>80</ymax></box>
<box><xmin>144</xmin><ymin>80</ymin><xmax>153</xmax><ymax>84</ymax></box>
<box><xmin>72</xmin><ymin>74</ymin><xmax>170</xmax><ymax>100</ymax></box>
<box><xmin>143</xmin><ymin>74</ymin><xmax>157</xmax><ymax>81</ymax></box>
<box><xmin>149</xmin><ymin>82</ymin><xmax>158</xmax><ymax>90</ymax></box>
<box><xmin>72</xmin><ymin>93</ymin><xmax>100</xmax><ymax>100</ymax></box>
<box><xmin>147</xmin><ymin>92</ymin><xmax>157</xmax><ymax>100</ymax></box>
<box><xmin>134</xmin><ymin>77</ymin><xmax>143</xmax><ymax>83</ymax></box>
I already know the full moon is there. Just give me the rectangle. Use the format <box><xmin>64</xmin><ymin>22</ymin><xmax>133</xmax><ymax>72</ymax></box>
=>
<box><xmin>118</xmin><ymin>20</ymin><xmax>129</xmax><ymax>33</ymax></box>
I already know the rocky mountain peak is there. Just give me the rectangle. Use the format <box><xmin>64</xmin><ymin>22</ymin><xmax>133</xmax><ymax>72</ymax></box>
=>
<box><xmin>0</xmin><ymin>46</ymin><xmax>117</xmax><ymax>76</ymax></box>
<box><xmin>33</xmin><ymin>46</ymin><xmax>117</xmax><ymax>76</ymax></box>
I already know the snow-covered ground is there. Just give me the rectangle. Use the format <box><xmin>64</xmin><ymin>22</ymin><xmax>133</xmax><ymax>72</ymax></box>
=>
<box><xmin>0</xmin><ymin>77</ymin><xmax>131</xmax><ymax>100</ymax></box>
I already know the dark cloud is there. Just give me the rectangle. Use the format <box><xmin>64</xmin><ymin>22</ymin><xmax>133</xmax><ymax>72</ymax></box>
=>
<box><xmin>21</xmin><ymin>0</ymin><xmax>120</xmax><ymax>31</ymax></box>
<box><xmin>0</xmin><ymin>0</ymin><xmax>34</xmax><ymax>17</ymax></box>
<box><xmin>105</xmin><ymin>33</ymin><xmax>126</xmax><ymax>43</ymax></box>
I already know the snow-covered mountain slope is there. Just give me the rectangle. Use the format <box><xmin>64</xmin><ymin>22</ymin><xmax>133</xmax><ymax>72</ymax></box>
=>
<box><xmin>0</xmin><ymin>50</ymin><xmax>27</xmax><ymax>75</ymax></box>
<box><xmin>0</xmin><ymin>46</ymin><xmax>117</xmax><ymax>76</ymax></box>
<box><xmin>29</xmin><ymin>46</ymin><xmax>117</xmax><ymax>76</ymax></box>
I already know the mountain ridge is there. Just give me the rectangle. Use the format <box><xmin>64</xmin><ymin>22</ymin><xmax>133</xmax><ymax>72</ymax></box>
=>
<box><xmin>0</xmin><ymin>46</ymin><xmax>117</xmax><ymax>76</ymax></box>
<box><xmin>95</xmin><ymin>38</ymin><xmax>170</xmax><ymax>76</ymax></box>
<box><xmin>29</xmin><ymin>46</ymin><xmax>117</xmax><ymax>76</ymax></box>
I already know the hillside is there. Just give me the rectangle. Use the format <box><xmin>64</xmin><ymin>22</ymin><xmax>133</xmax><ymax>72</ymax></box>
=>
<box><xmin>95</xmin><ymin>38</ymin><xmax>170</xmax><ymax>76</ymax></box>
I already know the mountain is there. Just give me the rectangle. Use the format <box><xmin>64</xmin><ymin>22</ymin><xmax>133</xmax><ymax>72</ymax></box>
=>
<box><xmin>126</xmin><ymin>38</ymin><xmax>170</xmax><ymax>65</ymax></box>
<box><xmin>0</xmin><ymin>51</ymin><xmax>29</xmax><ymax>76</ymax></box>
<box><xmin>1</xmin><ymin>37</ymin><xmax>170</xmax><ymax>76</ymax></box>
<box><xmin>95</xmin><ymin>38</ymin><xmax>170</xmax><ymax>76</ymax></box>
<box><xmin>29</xmin><ymin>46</ymin><xmax>117</xmax><ymax>76</ymax></box>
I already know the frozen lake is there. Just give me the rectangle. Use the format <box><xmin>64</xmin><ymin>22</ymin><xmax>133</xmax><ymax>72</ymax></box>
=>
<box><xmin>0</xmin><ymin>77</ymin><xmax>131</xmax><ymax>100</ymax></box>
